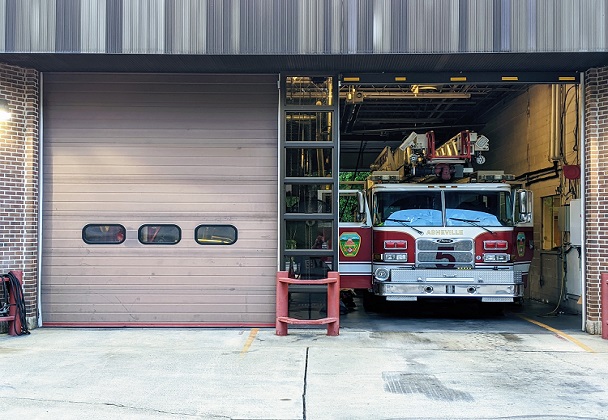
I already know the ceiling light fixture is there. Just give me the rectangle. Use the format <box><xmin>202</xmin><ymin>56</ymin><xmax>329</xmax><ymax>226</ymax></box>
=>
<box><xmin>0</xmin><ymin>99</ymin><xmax>11</xmax><ymax>122</ymax></box>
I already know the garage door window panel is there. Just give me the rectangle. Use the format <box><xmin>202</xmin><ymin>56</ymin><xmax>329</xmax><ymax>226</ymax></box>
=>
<box><xmin>138</xmin><ymin>224</ymin><xmax>181</xmax><ymax>245</ymax></box>
<box><xmin>195</xmin><ymin>225</ymin><xmax>238</xmax><ymax>245</ymax></box>
<box><xmin>82</xmin><ymin>224</ymin><xmax>126</xmax><ymax>244</ymax></box>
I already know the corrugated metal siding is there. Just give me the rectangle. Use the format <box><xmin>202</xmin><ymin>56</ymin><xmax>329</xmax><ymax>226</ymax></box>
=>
<box><xmin>41</xmin><ymin>73</ymin><xmax>279</xmax><ymax>325</ymax></box>
<box><xmin>80</xmin><ymin>0</ymin><xmax>106</xmax><ymax>53</ymax></box>
<box><xmin>1</xmin><ymin>0</ymin><xmax>607</xmax><ymax>54</ymax></box>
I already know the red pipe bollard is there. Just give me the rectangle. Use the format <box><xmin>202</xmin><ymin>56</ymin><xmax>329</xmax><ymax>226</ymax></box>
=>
<box><xmin>602</xmin><ymin>273</ymin><xmax>608</xmax><ymax>340</ymax></box>
<box><xmin>276</xmin><ymin>271</ymin><xmax>340</xmax><ymax>336</ymax></box>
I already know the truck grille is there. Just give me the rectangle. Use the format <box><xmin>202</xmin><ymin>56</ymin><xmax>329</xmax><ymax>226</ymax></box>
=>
<box><xmin>416</xmin><ymin>238</ymin><xmax>474</xmax><ymax>268</ymax></box>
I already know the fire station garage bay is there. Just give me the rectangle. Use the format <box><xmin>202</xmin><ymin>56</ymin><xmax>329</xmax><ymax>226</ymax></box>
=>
<box><xmin>1</xmin><ymin>1</ymin><xmax>608</xmax><ymax>335</ymax></box>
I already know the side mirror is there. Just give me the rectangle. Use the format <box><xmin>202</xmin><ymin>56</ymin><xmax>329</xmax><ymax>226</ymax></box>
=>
<box><xmin>357</xmin><ymin>191</ymin><xmax>366</xmax><ymax>215</ymax></box>
<box><xmin>516</xmin><ymin>189</ymin><xmax>533</xmax><ymax>223</ymax></box>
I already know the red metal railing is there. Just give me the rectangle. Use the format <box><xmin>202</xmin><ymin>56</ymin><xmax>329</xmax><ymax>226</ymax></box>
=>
<box><xmin>276</xmin><ymin>271</ymin><xmax>340</xmax><ymax>336</ymax></box>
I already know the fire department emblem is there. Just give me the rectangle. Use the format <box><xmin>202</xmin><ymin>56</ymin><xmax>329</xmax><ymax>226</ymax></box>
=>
<box><xmin>339</xmin><ymin>232</ymin><xmax>361</xmax><ymax>257</ymax></box>
<box><xmin>516</xmin><ymin>232</ymin><xmax>526</xmax><ymax>257</ymax></box>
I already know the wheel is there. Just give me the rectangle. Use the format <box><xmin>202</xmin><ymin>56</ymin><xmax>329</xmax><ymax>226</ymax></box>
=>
<box><xmin>362</xmin><ymin>290</ymin><xmax>385</xmax><ymax>313</ymax></box>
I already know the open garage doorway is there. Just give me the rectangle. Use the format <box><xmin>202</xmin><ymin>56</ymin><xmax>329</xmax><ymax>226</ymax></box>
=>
<box><xmin>289</xmin><ymin>73</ymin><xmax>584</xmax><ymax>329</ymax></box>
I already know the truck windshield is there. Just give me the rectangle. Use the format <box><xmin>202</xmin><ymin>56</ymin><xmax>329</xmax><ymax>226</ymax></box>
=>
<box><xmin>373</xmin><ymin>190</ymin><xmax>513</xmax><ymax>227</ymax></box>
<box><xmin>373</xmin><ymin>191</ymin><xmax>443</xmax><ymax>227</ymax></box>
<box><xmin>444</xmin><ymin>190</ymin><xmax>513</xmax><ymax>227</ymax></box>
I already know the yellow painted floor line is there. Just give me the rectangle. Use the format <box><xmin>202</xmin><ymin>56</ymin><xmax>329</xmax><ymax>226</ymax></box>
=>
<box><xmin>518</xmin><ymin>315</ymin><xmax>595</xmax><ymax>353</ymax></box>
<box><xmin>240</xmin><ymin>328</ymin><xmax>259</xmax><ymax>356</ymax></box>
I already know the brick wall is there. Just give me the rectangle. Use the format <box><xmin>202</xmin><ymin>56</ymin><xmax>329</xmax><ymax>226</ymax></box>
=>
<box><xmin>0</xmin><ymin>63</ymin><xmax>39</xmax><ymax>329</ymax></box>
<box><xmin>584</xmin><ymin>67</ymin><xmax>608</xmax><ymax>334</ymax></box>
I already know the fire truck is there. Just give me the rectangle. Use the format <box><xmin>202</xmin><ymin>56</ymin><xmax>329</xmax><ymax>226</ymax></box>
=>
<box><xmin>338</xmin><ymin>130</ymin><xmax>534</xmax><ymax>307</ymax></box>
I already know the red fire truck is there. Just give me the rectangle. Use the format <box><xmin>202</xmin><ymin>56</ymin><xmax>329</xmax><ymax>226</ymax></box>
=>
<box><xmin>338</xmin><ymin>130</ymin><xmax>534</xmax><ymax>307</ymax></box>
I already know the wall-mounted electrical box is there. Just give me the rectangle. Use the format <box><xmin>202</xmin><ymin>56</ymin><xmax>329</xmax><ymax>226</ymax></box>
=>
<box><xmin>569</xmin><ymin>199</ymin><xmax>582</xmax><ymax>246</ymax></box>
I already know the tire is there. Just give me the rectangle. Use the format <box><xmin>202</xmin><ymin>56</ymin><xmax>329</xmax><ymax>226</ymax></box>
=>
<box><xmin>362</xmin><ymin>291</ymin><xmax>385</xmax><ymax>313</ymax></box>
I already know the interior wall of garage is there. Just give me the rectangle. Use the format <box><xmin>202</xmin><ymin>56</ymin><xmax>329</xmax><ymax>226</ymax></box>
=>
<box><xmin>0</xmin><ymin>63</ymin><xmax>39</xmax><ymax>329</ymax></box>
<box><xmin>41</xmin><ymin>73</ymin><xmax>279</xmax><ymax>326</ymax></box>
<box><xmin>480</xmin><ymin>83</ymin><xmax>581</xmax><ymax>313</ymax></box>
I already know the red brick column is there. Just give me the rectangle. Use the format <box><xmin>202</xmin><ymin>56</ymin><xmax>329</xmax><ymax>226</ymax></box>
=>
<box><xmin>584</xmin><ymin>67</ymin><xmax>608</xmax><ymax>334</ymax></box>
<box><xmin>0</xmin><ymin>63</ymin><xmax>40</xmax><ymax>330</ymax></box>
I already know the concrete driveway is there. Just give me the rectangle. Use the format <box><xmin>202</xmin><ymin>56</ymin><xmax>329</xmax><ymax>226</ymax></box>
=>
<box><xmin>1</xmin><ymin>301</ymin><xmax>607</xmax><ymax>420</ymax></box>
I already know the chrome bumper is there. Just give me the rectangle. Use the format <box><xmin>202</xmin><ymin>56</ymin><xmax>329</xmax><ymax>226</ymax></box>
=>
<box><xmin>373</xmin><ymin>267</ymin><xmax>523</xmax><ymax>302</ymax></box>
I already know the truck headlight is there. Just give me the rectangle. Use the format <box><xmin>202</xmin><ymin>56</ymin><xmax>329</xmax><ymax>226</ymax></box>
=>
<box><xmin>374</xmin><ymin>268</ymin><xmax>390</xmax><ymax>281</ymax></box>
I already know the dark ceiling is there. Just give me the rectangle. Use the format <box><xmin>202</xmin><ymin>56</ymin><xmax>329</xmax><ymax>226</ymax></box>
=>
<box><xmin>2</xmin><ymin>51</ymin><xmax>604</xmax><ymax>171</ymax></box>
<box><xmin>338</xmin><ymin>82</ymin><xmax>530</xmax><ymax>171</ymax></box>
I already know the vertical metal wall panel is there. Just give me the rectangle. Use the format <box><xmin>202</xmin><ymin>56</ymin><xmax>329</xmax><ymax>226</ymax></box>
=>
<box><xmin>406</xmin><ymin>0</ymin><xmax>459</xmax><ymax>53</ymax></box>
<box><xmin>464</xmin><ymin>0</ymin><xmax>494</xmax><ymax>52</ymax></box>
<box><xmin>527</xmin><ymin>0</ymin><xmax>537</xmax><ymax>51</ymax></box>
<box><xmin>297</xmin><ymin>0</ymin><xmax>326</xmax><ymax>54</ymax></box>
<box><xmin>206</xmin><ymin>0</ymin><xmax>235</xmax><ymax>54</ymax></box>
<box><xmin>372</xmin><ymin>0</ymin><xmax>392</xmax><ymax>53</ymax></box>
<box><xmin>105</xmin><ymin>0</ymin><xmax>122</xmax><ymax>53</ymax></box>
<box><xmin>13</xmin><ymin>0</ymin><xmax>56</xmax><ymax>52</ymax></box>
<box><xmin>535</xmin><ymin>0</ymin><xmax>583</xmax><ymax>52</ymax></box>
<box><xmin>511</xmin><ymin>0</ymin><xmax>531</xmax><ymax>52</ymax></box>
<box><xmin>1</xmin><ymin>1</ymin><xmax>608</xmax><ymax>62</ymax></box>
<box><xmin>167</xmin><ymin>0</ymin><xmax>207</xmax><ymax>54</ymax></box>
<box><xmin>560</xmin><ymin>0</ymin><xmax>581</xmax><ymax>52</ymax></box>
<box><xmin>4</xmin><ymin>0</ymin><xmax>15</xmax><ymax>52</ymax></box>
<box><xmin>239</xmin><ymin>0</ymin><xmax>282</xmax><ymax>54</ymax></box>
<box><xmin>533</xmin><ymin>0</ymin><xmax>552</xmax><ymax>52</ymax></box>
<box><xmin>328</xmin><ymin>0</ymin><xmax>342</xmax><ymax>54</ymax></box>
<box><xmin>42</xmin><ymin>73</ymin><xmax>279</xmax><ymax>325</ymax></box>
<box><xmin>122</xmin><ymin>0</ymin><xmax>165</xmax><ymax>53</ymax></box>
<box><xmin>389</xmin><ymin>0</ymin><xmax>407</xmax><ymax>53</ymax></box>
<box><xmin>498</xmin><ymin>0</ymin><xmax>511</xmax><ymax>52</ymax></box>
<box><xmin>0</xmin><ymin>0</ymin><xmax>6</xmax><ymax>52</ymax></box>
<box><xmin>80</xmin><ymin>0</ymin><xmax>106</xmax><ymax>53</ymax></box>
<box><xmin>283</xmin><ymin>0</ymin><xmax>301</xmax><ymax>54</ymax></box>
<box><xmin>56</xmin><ymin>0</ymin><xmax>81</xmax><ymax>52</ymax></box>
<box><xmin>345</xmin><ymin>0</ymin><xmax>358</xmax><ymax>53</ymax></box>
<box><xmin>230</xmin><ymin>0</ymin><xmax>240</xmax><ymax>53</ymax></box>
<box><xmin>355</xmin><ymin>0</ymin><xmax>373</xmax><ymax>54</ymax></box>
<box><xmin>580</xmin><ymin>0</ymin><xmax>607</xmax><ymax>50</ymax></box>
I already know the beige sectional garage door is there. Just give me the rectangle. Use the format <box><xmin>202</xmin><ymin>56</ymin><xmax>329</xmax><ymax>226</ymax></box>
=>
<box><xmin>41</xmin><ymin>73</ymin><xmax>278</xmax><ymax>325</ymax></box>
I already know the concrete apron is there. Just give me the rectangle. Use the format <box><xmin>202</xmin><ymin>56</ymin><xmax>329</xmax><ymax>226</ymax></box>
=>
<box><xmin>1</xmin><ymin>321</ymin><xmax>608</xmax><ymax>420</ymax></box>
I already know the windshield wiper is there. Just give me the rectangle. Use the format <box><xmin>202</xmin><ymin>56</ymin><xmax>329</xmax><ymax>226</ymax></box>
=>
<box><xmin>448</xmin><ymin>217</ymin><xmax>494</xmax><ymax>234</ymax></box>
<box><xmin>384</xmin><ymin>218</ymin><xmax>423</xmax><ymax>235</ymax></box>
